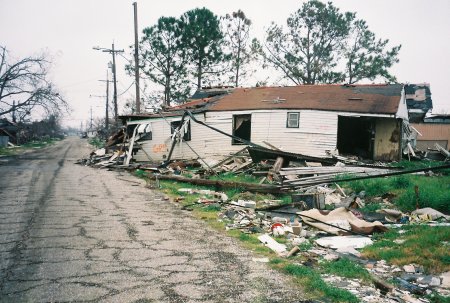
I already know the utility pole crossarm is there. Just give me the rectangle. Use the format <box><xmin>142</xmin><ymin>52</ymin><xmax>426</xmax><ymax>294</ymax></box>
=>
<box><xmin>92</xmin><ymin>44</ymin><xmax>124</xmax><ymax>127</ymax></box>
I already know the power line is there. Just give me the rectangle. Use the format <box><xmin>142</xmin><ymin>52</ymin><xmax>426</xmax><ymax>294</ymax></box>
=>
<box><xmin>136</xmin><ymin>85</ymin><xmax>222</xmax><ymax>178</ymax></box>
<box><xmin>118</xmin><ymin>81</ymin><xmax>135</xmax><ymax>97</ymax></box>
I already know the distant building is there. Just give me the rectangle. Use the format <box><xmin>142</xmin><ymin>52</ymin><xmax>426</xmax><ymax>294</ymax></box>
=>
<box><xmin>403</xmin><ymin>83</ymin><xmax>450</xmax><ymax>151</ymax></box>
<box><xmin>0</xmin><ymin>118</ymin><xmax>18</xmax><ymax>146</ymax></box>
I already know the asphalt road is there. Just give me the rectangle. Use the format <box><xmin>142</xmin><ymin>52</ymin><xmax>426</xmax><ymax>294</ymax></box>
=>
<box><xmin>0</xmin><ymin>137</ymin><xmax>303</xmax><ymax>303</ymax></box>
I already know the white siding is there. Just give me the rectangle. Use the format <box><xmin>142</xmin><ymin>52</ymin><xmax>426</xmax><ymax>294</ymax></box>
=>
<box><xmin>250</xmin><ymin>110</ymin><xmax>337</xmax><ymax>156</ymax></box>
<box><xmin>131</xmin><ymin>109</ymin><xmax>391</xmax><ymax>161</ymax></box>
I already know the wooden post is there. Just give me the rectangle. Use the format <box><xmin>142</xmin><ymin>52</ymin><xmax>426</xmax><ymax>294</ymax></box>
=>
<box><xmin>268</xmin><ymin>156</ymin><xmax>284</xmax><ymax>182</ymax></box>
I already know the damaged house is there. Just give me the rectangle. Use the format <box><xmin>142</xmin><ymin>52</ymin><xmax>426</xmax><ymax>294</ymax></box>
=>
<box><xmin>0</xmin><ymin>118</ymin><xmax>18</xmax><ymax>147</ymax></box>
<box><xmin>121</xmin><ymin>84</ymin><xmax>410</xmax><ymax>163</ymax></box>
<box><xmin>402</xmin><ymin>83</ymin><xmax>450</xmax><ymax>151</ymax></box>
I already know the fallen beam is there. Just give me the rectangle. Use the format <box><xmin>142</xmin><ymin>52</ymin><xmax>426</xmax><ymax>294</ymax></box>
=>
<box><xmin>148</xmin><ymin>174</ymin><xmax>283</xmax><ymax>194</ymax></box>
<box><xmin>283</xmin><ymin>164</ymin><xmax>450</xmax><ymax>188</ymax></box>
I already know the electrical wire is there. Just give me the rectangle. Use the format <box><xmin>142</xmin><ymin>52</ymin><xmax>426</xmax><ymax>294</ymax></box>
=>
<box><xmin>136</xmin><ymin>85</ymin><xmax>223</xmax><ymax>179</ymax></box>
<box><xmin>117</xmin><ymin>81</ymin><xmax>135</xmax><ymax>97</ymax></box>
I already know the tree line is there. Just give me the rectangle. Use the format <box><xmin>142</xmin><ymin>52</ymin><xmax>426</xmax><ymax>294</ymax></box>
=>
<box><xmin>133</xmin><ymin>0</ymin><xmax>401</xmax><ymax>107</ymax></box>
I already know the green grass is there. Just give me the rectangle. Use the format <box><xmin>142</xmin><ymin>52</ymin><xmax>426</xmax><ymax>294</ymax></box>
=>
<box><xmin>426</xmin><ymin>292</ymin><xmax>450</xmax><ymax>303</ymax></box>
<box><xmin>339</xmin><ymin>171</ymin><xmax>450</xmax><ymax>213</ymax></box>
<box><xmin>152</xmin><ymin>169</ymin><xmax>450</xmax><ymax>302</ymax></box>
<box><xmin>88</xmin><ymin>137</ymin><xmax>105</xmax><ymax>148</ymax></box>
<box><xmin>281</xmin><ymin>263</ymin><xmax>359</xmax><ymax>303</ymax></box>
<box><xmin>209</xmin><ymin>172</ymin><xmax>261</xmax><ymax>184</ymax></box>
<box><xmin>362</xmin><ymin>225</ymin><xmax>450</xmax><ymax>273</ymax></box>
<box><xmin>394</xmin><ymin>175</ymin><xmax>450</xmax><ymax>212</ymax></box>
<box><xmin>156</xmin><ymin>178</ymin><xmax>362</xmax><ymax>302</ymax></box>
<box><xmin>320</xmin><ymin>258</ymin><xmax>371</xmax><ymax>282</ymax></box>
<box><xmin>0</xmin><ymin>138</ymin><xmax>59</xmax><ymax>156</ymax></box>
<box><xmin>134</xmin><ymin>169</ymin><xmax>147</xmax><ymax>178</ymax></box>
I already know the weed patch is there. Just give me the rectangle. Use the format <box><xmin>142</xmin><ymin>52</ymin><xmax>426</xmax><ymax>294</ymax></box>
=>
<box><xmin>340</xmin><ymin>171</ymin><xmax>450</xmax><ymax>213</ymax></box>
<box><xmin>362</xmin><ymin>225</ymin><xmax>450</xmax><ymax>273</ymax></box>
<box><xmin>394</xmin><ymin>175</ymin><xmax>450</xmax><ymax>212</ymax></box>
<box><xmin>320</xmin><ymin>258</ymin><xmax>371</xmax><ymax>282</ymax></box>
<box><xmin>281</xmin><ymin>264</ymin><xmax>359</xmax><ymax>303</ymax></box>
<box><xmin>88</xmin><ymin>137</ymin><xmax>104</xmax><ymax>148</ymax></box>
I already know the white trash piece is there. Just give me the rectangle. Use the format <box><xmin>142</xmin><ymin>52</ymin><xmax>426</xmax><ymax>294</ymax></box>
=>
<box><xmin>315</xmin><ymin>235</ymin><xmax>373</xmax><ymax>249</ymax></box>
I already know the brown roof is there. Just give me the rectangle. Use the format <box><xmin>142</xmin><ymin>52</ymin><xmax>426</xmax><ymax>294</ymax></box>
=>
<box><xmin>120</xmin><ymin>84</ymin><xmax>404</xmax><ymax>121</ymax></box>
<box><xmin>206</xmin><ymin>84</ymin><xmax>403</xmax><ymax>114</ymax></box>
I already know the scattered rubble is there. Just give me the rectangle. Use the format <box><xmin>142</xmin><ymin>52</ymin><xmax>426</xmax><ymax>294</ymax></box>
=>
<box><xmin>76</xmin><ymin>133</ymin><xmax>450</xmax><ymax>302</ymax></box>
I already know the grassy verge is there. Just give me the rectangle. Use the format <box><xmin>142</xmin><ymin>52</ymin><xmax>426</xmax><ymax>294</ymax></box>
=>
<box><xmin>270</xmin><ymin>259</ymin><xmax>359</xmax><ymax>303</ymax></box>
<box><xmin>362</xmin><ymin>225</ymin><xmax>450</xmax><ymax>274</ymax></box>
<box><xmin>146</xmin><ymin>174</ymin><xmax>360</xmax><ymax>302</ymax></box>
<box><xmin>133</xmin><ymin>165</ymin><xmax>449</xmax><ymax>302</ymax></box>
<box><xmin>0</xmin><ymin>138</ymin><xmax>60</xmax><ymax>156</ymax></box>
<box><xmin>320</xmin><ymin>258</ymin><xmax>371</xmax><ymax>282</ymax></box>
<box><xmin>338</xmin><ymin>160</ymin><xmax>450</xmax><ymax>213</ymax></box>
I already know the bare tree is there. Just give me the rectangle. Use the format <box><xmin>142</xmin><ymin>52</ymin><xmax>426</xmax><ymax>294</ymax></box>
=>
<box><xmin>0</xmin><ymin>46</ymin><xmax>68</xmax><ymax>121</ymax></box>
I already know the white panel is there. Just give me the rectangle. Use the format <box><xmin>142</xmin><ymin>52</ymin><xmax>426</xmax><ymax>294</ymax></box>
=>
<box><xmin>131</xmin><ymin>109</ymin><xmax>358</xmax><ymax>161</ymax></box>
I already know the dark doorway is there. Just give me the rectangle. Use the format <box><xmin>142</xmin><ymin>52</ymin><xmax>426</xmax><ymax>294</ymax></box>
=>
<box><xmin>337</xmin><ymin>116</ymin><xmax>375</xmax><ymax>159</ymax></box>
<box><xmin>232</xmin><ymin>114</ymin><xmax>251</xmax><ymax>144</ymax></box>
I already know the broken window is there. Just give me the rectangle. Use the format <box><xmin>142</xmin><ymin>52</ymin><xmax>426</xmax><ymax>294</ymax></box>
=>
<box><xmin>136</xmin><ymin>123</ymin><xmax>152</xmax><ymax>141</ymax></box>
<box><xmin>171</xmin><ymin>120</ymin><xmax>191</xmax><ymax>141</ymax></box>
<box><xmin>232</xmin><ymin>114</ymin><xmax>251</xmax><ymax>145</ymax></box>
<box><xmin>286</xmin><ymin>112</ymin><xmax>300</xmax><ymax>128</ymax></box>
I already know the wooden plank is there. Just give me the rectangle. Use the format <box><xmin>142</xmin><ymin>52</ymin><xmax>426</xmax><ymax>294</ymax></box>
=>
<box><xmin>407</xmin><ymin>142</ymin><xmax>416</xmax><ymax>157</ymax></box>
<box><xmin>125</xmin><ymin>127</ymin><xmax>138</xmax><ymax>166</ymax></box>
<box><xmin>263</xmin><ymin>141</ymin><xmax>282</xmax><ymax>151</ymax></box>
<box><xmin>435</xmin><ymin>143</ymin><xmax>450</xmax><ymax>158</ymax></box>
<box><xmin>210</xmin><ymin>147</ymin><xmax>248</xmax><ymax>169</ymax></box>
<box><xmin>268</xmin><ymin>156</ymin><xmax>284</xmax><ymax>182</ymax></box>
<box><xmin>335</xmin><ymin>183</ymin><xmax>347</xmax><ymax>197</ymax></box>
<box><xmin>148</xmin><ymin>174</ymin><xmax>283</xmax><ymax>194</ymax></box>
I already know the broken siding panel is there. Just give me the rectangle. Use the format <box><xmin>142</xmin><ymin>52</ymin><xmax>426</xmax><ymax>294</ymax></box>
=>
<box><xmin>134</xmin><ymin>119</ymin><xmax>171</xmax><ymax>161</ymax></box>
<box><xmin>374</xmin><ymin>118</ymin><xmax>400</xmax><ymax>161</ymax></box>
<box><xmin>395</xmin><ymin>89</ymin><xmax>408</xmax><ymax>120</ymax></box>
<box><xmin>148</xmin><ymin>112</ymin><xmax>249</xmax><ymax>160</ymax></box>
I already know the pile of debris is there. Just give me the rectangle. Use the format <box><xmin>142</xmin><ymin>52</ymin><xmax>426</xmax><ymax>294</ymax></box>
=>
<box><xmin>76</xmin><ymin>133</ymin><xmax>449</xmax><ymax>302</ymax></box>
<box><xmin>169</xmin><ymin>184</ymin><xmax>449</xmax><ymax>303</ymax></box>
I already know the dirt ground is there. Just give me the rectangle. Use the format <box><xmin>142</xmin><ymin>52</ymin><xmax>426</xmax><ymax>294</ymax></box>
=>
<box><xmin>0</xmin><ymin>137</ymin><xmax>304</xmax><ymax>302</ymax></box>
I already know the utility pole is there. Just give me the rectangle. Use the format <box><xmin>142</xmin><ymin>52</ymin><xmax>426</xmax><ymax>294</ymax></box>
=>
<box><xmin>93</xmin><ymin>44</ymin><xmax>124</xmax><ymax>126</ymax></box>
<box><xmin>111</xmin><ymin>43</ymin><xmax>119</xmax><ymax>124</ymax></box>
<box><xmin>12</xmin><ymin>101</ymin><xmax>16</xmax><ymax>123</ymax></box>
<box><xmin>98</xmin><ymin>70</ymin><xmax>110</xmax><ymax>135</ymax></box>
<box><xmin>133</xmin><ymin>2</ymin><xmax>141</xmax><ymax>113</ymax></box>
<box><xmin>89</xmin><ymin>106</ymin><xmax>93</xmax><ymax>130</ymax></box>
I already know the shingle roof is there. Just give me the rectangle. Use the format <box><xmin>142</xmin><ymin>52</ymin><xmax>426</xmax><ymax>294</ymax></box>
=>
<box><xmin>121</xmin><ymin>84</ymin><xmax>404</xmax><ymax>121</ymax></box>
<box><xmin>206</xmin><ymin>84</ymin><xmax>402</xmax><ymax>114</ymax></box>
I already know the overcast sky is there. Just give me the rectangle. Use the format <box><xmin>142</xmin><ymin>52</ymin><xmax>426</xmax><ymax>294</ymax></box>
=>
<box><xmin>1</xmin><ymin>0</ymin><xmax>449</xmax><ymax>128</ymax></box>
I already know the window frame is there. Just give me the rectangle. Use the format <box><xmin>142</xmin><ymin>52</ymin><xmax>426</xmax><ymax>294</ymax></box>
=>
<box><xmin>170</xmin><ymin>120</ymin><xmax>191</xmax><ymax>141</ymax></box>
<box><xmin>232</xmin><ymin>114</ymin><xmax>252</xmax><ymax>145</ymax></box>
<box><xmin>286</xmin><ymin>112</ymin><xmax>300</xmax><ymax>128</ymax></box>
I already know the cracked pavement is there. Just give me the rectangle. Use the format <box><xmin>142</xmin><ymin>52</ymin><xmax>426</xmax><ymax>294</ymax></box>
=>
<box><xmin>0</xmin><ymin>137</ymin><xmax>304</xmax><ymax>302</ymax></box>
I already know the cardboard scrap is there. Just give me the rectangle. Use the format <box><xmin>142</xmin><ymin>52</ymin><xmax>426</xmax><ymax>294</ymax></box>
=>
<box><xmin>298</xmin><ymin>207</ymin><xmax>387</xmax><ymax>235</ymax></box>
